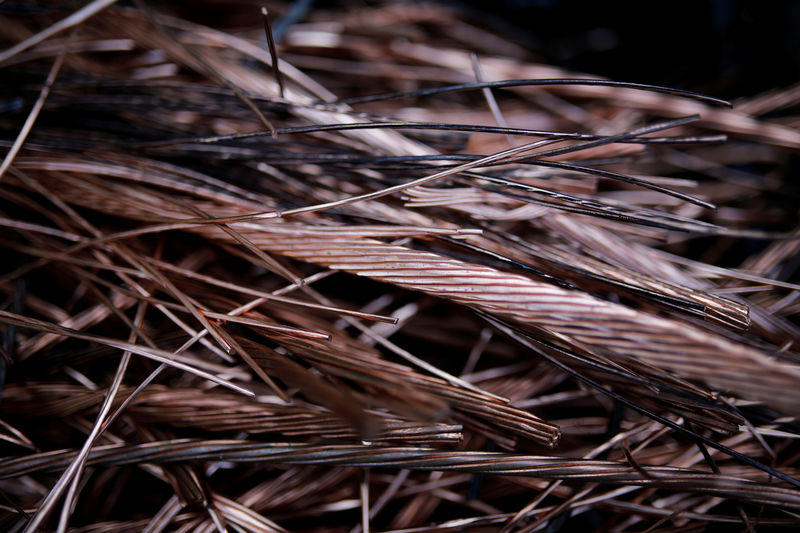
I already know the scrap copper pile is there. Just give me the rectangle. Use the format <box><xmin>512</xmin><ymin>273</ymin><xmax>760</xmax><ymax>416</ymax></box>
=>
<box><xmin>1</xmin><ymin>1</ymin><xmax>799</xmax><ymax>531</ymax></box>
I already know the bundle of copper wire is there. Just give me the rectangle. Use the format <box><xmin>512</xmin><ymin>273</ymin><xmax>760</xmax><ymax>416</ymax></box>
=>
<box><xmin>1</xmin><ymin>1</ymin><xmax>799</xmax><ymax>531</ymax></box>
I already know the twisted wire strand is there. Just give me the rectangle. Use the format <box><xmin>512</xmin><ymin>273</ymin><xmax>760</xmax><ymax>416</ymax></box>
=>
<box><xmin>2</xmin><ymin>439</ymin><xmax>799</xmax><ymax>510</ymax></box>
<box><xmin>14</xmin><ymin>166</ymin><xmax>800</xmax><ymax>416</ymax></box>
<box><xmin>247</xmin><ymin>233</ymin><xmax>800</xmax><ymax>415</ymax></box>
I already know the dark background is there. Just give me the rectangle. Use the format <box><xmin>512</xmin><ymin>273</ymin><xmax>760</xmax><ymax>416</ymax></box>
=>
<box><xmin>450</xmin><ymin>0</ymin><xmax>800</xmax><ymax>98</ymax></box>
